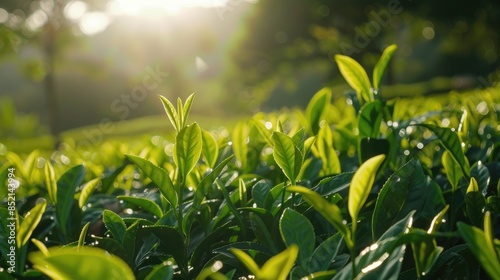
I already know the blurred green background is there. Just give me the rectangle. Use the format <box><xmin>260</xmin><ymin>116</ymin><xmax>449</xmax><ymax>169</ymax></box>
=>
<box><xmin>0</xmin><ymin>0</ymin><xmax>499</xmax><ymax>151</ymax></box>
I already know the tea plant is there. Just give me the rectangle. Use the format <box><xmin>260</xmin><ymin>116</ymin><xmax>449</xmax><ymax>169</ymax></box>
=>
<box><xmin>1</xmin><ymin>44</ymin><xmax>500</xmax><ymax>280</ymax></box>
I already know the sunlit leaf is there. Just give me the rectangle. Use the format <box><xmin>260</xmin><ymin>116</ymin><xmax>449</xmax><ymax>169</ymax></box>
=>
<box><xmin>259</xmin><ymin>244</ymin><xmax>298</xmax><ymax>280</ymax></box>
<box><xmin>457</xmin><ymin>220</ymin><xmax>500</xmax><ymax>280</ymax></box>
<box><xmin>335</xmin><ymin>55</ymin><xmax>372</xmax><ymax>103</ymax></box>
<box><xmin>17</xmin><ymin>201</ymin><xmax>46</xmax><ymax>248</ymax></box>
<box><xmin>78</xmin><ymin>222</ymin><xmax>90</xmax><ymax>250</ymax></box>
<box><xmin>230</xmin><ymin>248</ymin><xmax>260</xmax><ymax>276</ymax></box>
<box><xmin>305</xmin><ymin>87</ymin><xmax>331</xmax><ymax>135</ymax></box>
<box><xmin>117</xmin><ymin>196</ymin><xmax>163</xmax><ymax>218</ymax></box>
<box><xmin>44</xmin><ymin>161</ymin><xmax>57</xmax><ymax>204</ymax></box>
<box><xmin>272</xmin><ymin>131</ymin><xmax>302</xmax><ymax>184</ymax></box>
<box><xmin>373</xmin><ymin>44</ymin><xmax>397</xmax><ymax>90</ymax></box>
<box><xmin>126</xmin><ymin>154</ymin><xmax>177</xmax><ymax>209</ymax></box>
<box><xmin>288</xmin><ymin>186</ymin><xmax>350</xmax><ymax>246</ymax></box>
<box><xmin>442</xmin><ymin>150</ymin><xmax>462</xmax><ymax>193</ymax></box>
<box><xmin>232</xmin><ymin>121</ymin><xmax>249</xmax><ymax>170</ymax></box>
<box><xmin>181</xmin><ymin>93</ymin><xmax>195</xmax><ymax>128</ymax></box>
<box><xmin>174</xmin><ymin>123</ymin><xmax>203</xmax><ymax>180</ymax></box>
<box><xmin>78</xmin><ymin>178</ymin><xmax>100</xmax><ymax>209</ymax></box>
<box><xmin>145</xmin><ymin>263</ymin><xmax>174</xmax><ymax>280</ymax></box>
<box><xmin>159</xmin><ymin>95</ymin><xmax>180</xmax><ymax>132</ymax></box>
<box><xmin>315</xmin><ymin>124</ymin><xmax>341</xmax><ymax>176</ymax></box>
<box><xmin>201</xmin><ymin>130</ymin><xmax>219</xmax><ymax>168</ymax></box>
<box><xmin>349</xmin><ymin>154</ymin><xmax>385</xmax><ymax>233</ymax></box>
<box><xmin>29</xmin><ymin>246</ymin><xmax>135</xmax><ymax>280</ymax></box>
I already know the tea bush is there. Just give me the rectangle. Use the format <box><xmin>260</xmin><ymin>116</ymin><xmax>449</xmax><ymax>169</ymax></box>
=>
<box><xmin>1</xmin><ymin>45</ymin><xmax>500</xmax><ymax>280</ymax></box>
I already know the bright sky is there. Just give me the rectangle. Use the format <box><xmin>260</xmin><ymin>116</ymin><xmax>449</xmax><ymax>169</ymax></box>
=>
<box><xmin>62</xmin><ymin>0</ymin><xmax>251</xmax><ymax>36</ymax></box>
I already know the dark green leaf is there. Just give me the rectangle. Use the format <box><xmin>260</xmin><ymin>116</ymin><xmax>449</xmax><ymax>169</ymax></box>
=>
<box><xmin>372</xmin><ymin>160</ymin><xmax>426</xmax><ymax>239</ymax></box>
<box><xmin>308</xmin><ymin>233</ymin><xmax>343</xmax><ymax>273</ymax></box>
<box><xmin>102</xmin><ymin>210</ymin><xmax>127</xmax><ymax>243</ymax></box>
<box><xmin>56</xmin><ymin>164</ymin><xmax>85</xmax><ymax>237</ymax></box>
<box><xmin>279</xmin><ymin>208</ymin><xmax>315</xmax><ymax>270</ymax></box>
<box><xmin>193</xmin><ymin>155</ymin><xmax>234</xmax><ymax>209</ymax></box>
<box><xmin>358</xmin><ymin>100</ymin><xmax>384</xmax><ymax>138</ymax></box>
<box><xmin>418</xmin><ymin>124</ymin><xmax>470</xmax><ymax>179</ymax></box>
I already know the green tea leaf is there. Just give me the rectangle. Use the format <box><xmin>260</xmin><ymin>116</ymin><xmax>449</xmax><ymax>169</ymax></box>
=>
<box><xmin>305</xmin><ymin>87</ymin><xmax>331</xmax><ymax>135</ymax></box>
<box><xmin>174</xmin><ymin>123</ymin><xmax>202</xmax><ymax>180</ymax></box>
<box><xmin>259</xmin><ymin>244</ymin><xmax>299</xmax><ymax>280</ymax></box>
<box><xmin>358</xmin><ymin>138</ymin><xmax>390</xmax><ymax>164</ymax></box>
<box><xmin>56</xmin><ymin>164</ymin><xmax>85</xmax><ymax>237</ymax></box>
<box><xmin>232</xmin><ymin>121</ymin><xmax>249</xmax><ymax>170</ymax></box>
<box><xmin>78</xmin><ymin>222</ymin><xmax>90</xmax><ymax>249</ymax></box>
<box><xmin>358</xmin><ymin>100</ymin><xmax>383</xmax><ymax>138</ymax></box>
<box><xmin>193</xmin><ymin>155</ymin><xmax>234</xmax><ymax>209</ymax></box>
<box><xmin>126</xmin><ymin>154</ymin><xmax>177</xmax><ymax>209</ymax></box>
<box><xmin>181</xmin><ymin>93</ymin><xmax>195</xmax><ymax>128</ymax></box>
<box><xmin>159</xmin><ymin>95</ymin><xmax>180</xmax><ymax>132</ymax></box>
<box><xmin>372</xmin><ymin>160</ymin><xmax>426</xmax><ymax>239</ymax></box>
<box><xmin>102</xmin><ymin>210</ymin><xmax>127</xmax><ymax>243</ymax></box>
<box><xmin>117</xmin><ymin>196</ymin><xmax>163</xmax><ymax>218</ymax></box>
<box><xmin>230</xmin><ymin>248</ymin><xmax>260</xmax><ymax>276</ymax></box>
<box><xmin>308</xmin><ymin>233</ymin><xmax>343</xmax><ymax>273</ymax></box>
<box><xmin>349</xmin><ymin>154</ymin><xmax>385</xmax><ymax>232</ymax></box>
<box><xmin>78</xmin><ymin>178</ymin><xmax>100</xmax><ymax>209</ymax></box>
<box><xmin>252</xmin><ymin>119</ymin><xmax>273</xmax><ymax>146</ymax></box>
<box><xmin>145</xmin><ymin>263</ymin><xmax>174</xmax><ymax>280</ymax></box>
<box><xmin>17</xmin><ymin>201</ymin><xmax>46</xmax><ymax>248</ymax></box>
<box><xmin>465</xmin><ymin>177</ymin><xmax>485</xmax><ymax>227</ymax></box>
<box><xmin>315</xmin><ymin>124</ymin><xmax>341</xmax><ymax>176</ymax></box>
<box><xmin>201</xmin><ymin>130</ymin><xmax>219</xmax><ymax>168</ymax></box>
<box><xmin>272</xmin><ymin>131</ymin><xmax>302</xmax><ymax>184</ymax></box>
<box><xmin>44</xmin><ymin>161</ymin><xmax>57</xmax><ymax>204</ymax></box>
<box><xmin>419</xmin><ymin>124</ymin><xmax>470</xmax><ymax>179</ymax></box>
<box><xmin>457</xmin><ymin>221</ymin><xmax>500</xmax><ymax>280</ymax></box>
<box><xmin>140</xmin><ymin>225</ymin><xmax>186</xmax><ymax>270</ymax></box>
<box><xmin>29</xmin><ymin>246</ymin><xmax>135</xmax><ymax>280</ymax></box>
<box><xmin>442</xmin><ymin>150</ymin><xmax>462</xmax><ymax>192</ymax></box>
<box><xmin>335</xmin><ymin>54</ymin><xmax>372</xmax><ymax>103</ymax></box>
<box><xmin>288</xmin><ymin>186</ymin><xmax>350</xmax><ymax>245</ymax></box>
<box><xmin>408</xmin><ymin>229</ymin><xmax>443</xmax><ymax>277</ymax></box>
<box><xmin>279</xmin><ymin>208</ymin><xmax>315</xmax><ymax>270</ymax></box>
<box><xmin>373</xmin><ymin>44</ymin><xmax>397</xmax><ymax>89</ymax></box>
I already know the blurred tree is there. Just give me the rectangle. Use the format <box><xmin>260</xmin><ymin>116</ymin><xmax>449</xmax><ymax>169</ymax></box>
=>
<box><xmin>0</xmin><ymin>0</ymin><xmax>108</xmax><ymax>138</ymax></box>
<box><xmin>223</xmin><ymin>0</ymin><xmax>500</xmax><ymax>112</ymax></box>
